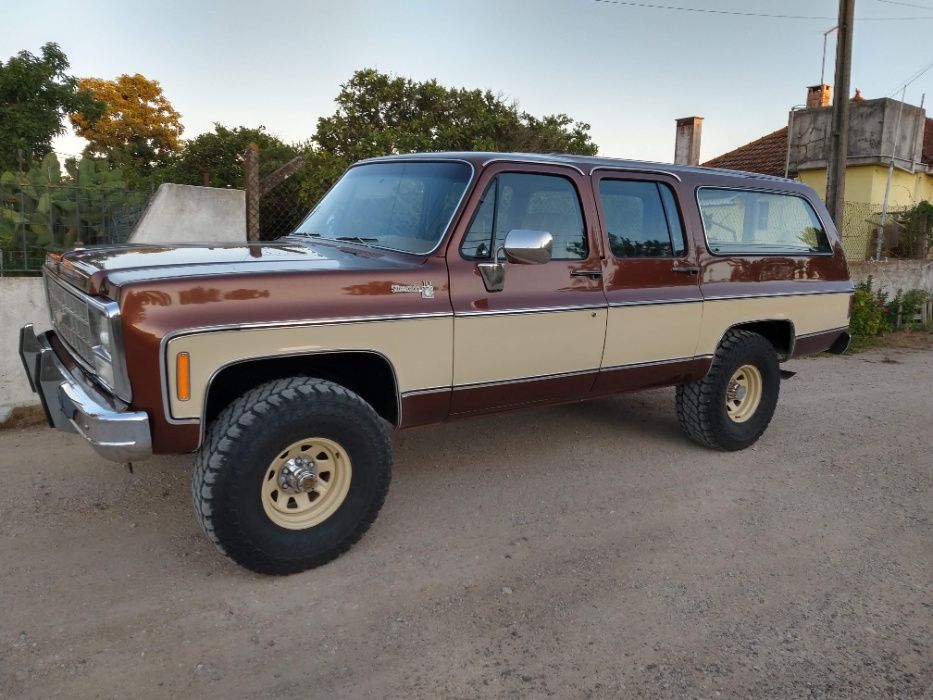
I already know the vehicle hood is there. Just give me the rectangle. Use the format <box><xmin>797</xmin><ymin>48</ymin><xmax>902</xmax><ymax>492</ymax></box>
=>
<box><xmin>49</xmin><ymin>240</ymin><xmax>420</xmax><ymax>294</ymax></box>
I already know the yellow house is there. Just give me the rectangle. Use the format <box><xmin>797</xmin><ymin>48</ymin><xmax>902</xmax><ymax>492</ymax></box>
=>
<box><xmin>702</xmin><ymin>86</ymin><xmax>933</xmax><ymax>260</ymax></box>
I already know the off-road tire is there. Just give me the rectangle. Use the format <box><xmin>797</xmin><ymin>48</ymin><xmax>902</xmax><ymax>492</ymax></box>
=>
<box><xmin>676</xmin><ymin>330</ymin><xmax>780</xmax><ymax>451</ymax></box>
<box><xmin>192</xmin><ymin>377</ymin><xmax>392</xmax><ymax>575</ymax></box>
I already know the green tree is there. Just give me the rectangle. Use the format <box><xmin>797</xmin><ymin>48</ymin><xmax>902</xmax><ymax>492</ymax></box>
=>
<box><xmin>299</xmin><ymin>69</ymin><xmax>598</xmax><ymax>205</ymax></box>
<box><xmin>167</xmin><ymin>124</ymin><xmax>299</xmax><ymax>188</ymax></box>
<box><xmin>0</xmin><ymin>43</ymin><xmax>103</xmax><ymax>171</ymax></box>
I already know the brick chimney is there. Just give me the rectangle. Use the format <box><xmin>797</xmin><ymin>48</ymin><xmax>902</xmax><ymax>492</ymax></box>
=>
<box><xmin>674</xmin><ymin>116</ymin><xmax>703</xmax><ymax>166</ymax></box>
<box><xmin>806</xmin><ymin>84</ymin><xmax>832</xmax><ymax>109</ymax></box>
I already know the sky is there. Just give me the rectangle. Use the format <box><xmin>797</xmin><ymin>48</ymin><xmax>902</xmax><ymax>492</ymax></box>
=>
<box><xmin>3</xmin><ymin>0</ymin><xmax>933</xmax><ymax>165</ymax></box>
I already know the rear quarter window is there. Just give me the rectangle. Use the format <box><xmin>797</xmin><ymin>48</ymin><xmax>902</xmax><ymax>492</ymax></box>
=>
<box><xmin>697</xmin><ymin>188</ymin><xmax>831</xmax><ymax>255</ymax></box>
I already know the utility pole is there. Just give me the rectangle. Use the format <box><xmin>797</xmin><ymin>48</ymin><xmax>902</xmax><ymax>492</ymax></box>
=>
<box><xmin>825</xmin><ymin>0</ymin><xmax>855</xmax><ymax>226</ymax></box>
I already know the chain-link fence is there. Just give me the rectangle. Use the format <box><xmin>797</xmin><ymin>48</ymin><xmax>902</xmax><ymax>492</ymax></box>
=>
<box><xmin>0</xmin><ymin>176</ymin><xmax>302</xmax><ymax>276</ymax></box>
<box><xmin>0</xmin><ymin>185</ymin><xmax>152</xmax><ymax>276</ymax></box>
<box><xmin>839</xmin><ymin>201</ymin><xmax>933</xmax><ymax>262</ymax></box>
<box><xmin>839</xmin><ymin>201</ymin><xmax>878</xmax><ymax>262</ymax></box>
<box><xmin>258</xmin><ymin>176</ymin><xmax>308</xmax><ymax>240</ymax></box>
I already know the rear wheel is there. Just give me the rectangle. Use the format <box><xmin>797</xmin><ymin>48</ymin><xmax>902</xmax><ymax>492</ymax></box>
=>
<box><xmin>192</xmin><ymin>377</ymin><xmax>392</xmax><ymax>575</ymax></box>
<box><xmin>676</xmin><ymin>330</ymin><xmax>780</xmax><ymax>451</ymax></box>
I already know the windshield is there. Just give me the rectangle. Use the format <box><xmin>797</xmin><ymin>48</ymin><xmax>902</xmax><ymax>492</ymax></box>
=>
<box><xmin>292</xmin><ymin>161</ymin><xmax>472</xmax><ymax>254</ymax></box>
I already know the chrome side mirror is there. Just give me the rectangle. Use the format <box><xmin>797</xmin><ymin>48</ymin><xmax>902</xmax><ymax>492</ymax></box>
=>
<box><xmin>478</xmin><ymin>229</ymin><xmax>553</xmax><ymax>293</ymax></box>
<box><xmin>504</xmin><ymin>229</ymin><xmax>553</xmax><ymax>265</ymax></box>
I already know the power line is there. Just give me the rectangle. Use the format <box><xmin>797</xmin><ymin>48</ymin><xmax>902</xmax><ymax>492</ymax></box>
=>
<box><xmin>875</xmin><ymin>0</ymin><xmax>933</xmax><ymax>10</ymax></box>
<box><xmin>887</xmin><ymin>57</ymin><xmax>933</xmax><ymax>95</ymax></box>
<box><xmin>591</xmin><ymin>0</ymin><xmax>933</xmax><ymax>20</ymax></box>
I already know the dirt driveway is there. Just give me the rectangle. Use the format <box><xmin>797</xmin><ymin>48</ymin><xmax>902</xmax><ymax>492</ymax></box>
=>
<box><xmin>1</xmin><ymin>347</ymin><xmax>931</xmax><ymax>699</ymax></box>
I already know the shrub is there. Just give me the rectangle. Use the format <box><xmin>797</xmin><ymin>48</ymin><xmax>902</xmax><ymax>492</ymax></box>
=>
<box><xmin>850</xmin><ymin>276</ymin><xmax>891</xmax><ymax>338</ymax></box>
<box><xmin>849</xmin><ymin>276</ymin><xmax>930</xmax><ymax>345</ymax></box>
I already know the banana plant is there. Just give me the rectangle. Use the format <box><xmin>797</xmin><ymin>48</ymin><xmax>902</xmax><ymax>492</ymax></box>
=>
<box><xmin>0</xmin><ymin>153</ymin><xmax>143</xmax><ymax>257</ymax></box>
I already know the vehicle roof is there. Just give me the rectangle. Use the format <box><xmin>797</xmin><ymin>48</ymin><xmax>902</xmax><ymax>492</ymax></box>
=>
<box><xmin>359</xmin><ymin>151</ymin><xmax>796</xmax><ymax>185</ymax></box>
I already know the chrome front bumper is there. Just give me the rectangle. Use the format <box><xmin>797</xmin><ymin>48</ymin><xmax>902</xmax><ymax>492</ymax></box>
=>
<box><xmin>19</xmin><ymin>324</ymin><xmax>151</xmax><ymax>463</ymax></box>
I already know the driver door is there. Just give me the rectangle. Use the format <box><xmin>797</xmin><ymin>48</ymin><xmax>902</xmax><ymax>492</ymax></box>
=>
<box><xmin>446</xmin><ymin>163</ymin><xmax>608</xmax><ymax>415</ymax></box>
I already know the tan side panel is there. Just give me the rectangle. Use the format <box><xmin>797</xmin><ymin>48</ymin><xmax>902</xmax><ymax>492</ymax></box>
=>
<box><xmin>603</xmin><ymin>302</ymin><xmax>703</xmax><ymax>367</ymax></box>
<box><xmin>698</xmin><ymin>293</ymin><xmax>850</xmax><ymax>354</ymax></box>
<box><xmin>166</xmin><ymin>317</ymin><xmax>453</xmax><ymax>419</ymax></box>
<box><xmin>453</xmin><ymin>309</ymin><xmax>607</xmax><ymax>386</ymax></box>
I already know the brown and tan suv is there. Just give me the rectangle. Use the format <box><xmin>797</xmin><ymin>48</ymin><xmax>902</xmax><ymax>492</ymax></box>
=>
<box><xmin>20</xmin><ymin>152</ymin><xmax>852</xmax><ymax>574</ymax></box>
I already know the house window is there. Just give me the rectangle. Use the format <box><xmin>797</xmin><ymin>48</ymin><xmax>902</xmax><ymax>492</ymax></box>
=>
<box><xmin>698</xmin><ymin>188</ymin><xmax>831</xmax><ymax>255</ymax></box>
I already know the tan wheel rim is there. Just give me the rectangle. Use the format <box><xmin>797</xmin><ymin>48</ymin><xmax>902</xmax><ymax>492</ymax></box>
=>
<box><xmin>725</xmin><ymin>364</ymin><xmax>763</xmax><ymax>424</ymax></box>
<box><xmin>261</xmin><ymin>437</ymin><xmax>352</xmax><ymax>530</ymax></box>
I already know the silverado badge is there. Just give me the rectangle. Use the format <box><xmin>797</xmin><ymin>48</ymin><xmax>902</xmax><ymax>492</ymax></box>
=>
<box><xmin>391</xmin><ymin>281</ymin><xmax>434</xmax><ymax>299</ymax></box>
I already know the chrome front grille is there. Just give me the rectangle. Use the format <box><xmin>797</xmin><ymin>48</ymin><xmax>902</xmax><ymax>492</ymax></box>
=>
<box><xmin>45</xmin><ymin>275</ymin><xmax>95</xmax><ymax>366</ymax></box>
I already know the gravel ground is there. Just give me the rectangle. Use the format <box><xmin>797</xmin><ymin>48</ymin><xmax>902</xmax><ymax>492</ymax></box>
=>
<box><xmin>1</xmin><ymin>346</ymin><xmax>931</xmax><ymax>699</ymax></box>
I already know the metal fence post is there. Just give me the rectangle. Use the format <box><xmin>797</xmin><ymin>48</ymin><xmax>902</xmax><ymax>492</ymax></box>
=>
<box><xmin>74</xmin><ymin>186</ymin><xmax>80</xmax><ymax>246</ymax></box>
<box><xmin>245</xmin><ymin>144</ymin><xmax>261</xmax><ymax>241</ymax></box>
<box><xmin>49</xmin><ymin>185</ymin><xmax>54</xmax><ymax>250</ymax></box>
<box><xmin>20</xmin><ymin>186</ymin><xmax>27</xmax><ymax>270</ymax></box>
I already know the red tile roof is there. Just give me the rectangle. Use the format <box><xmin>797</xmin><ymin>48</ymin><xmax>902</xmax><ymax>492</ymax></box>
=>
<box><xmin>702</xmin><ymin>127</ymin><xmax>789</xmax><ymax>177</ymax></box>
<box><xmin>705</xmin><ymin>118</ymin><xmax>933</xmax><ymax>174</ymax></box>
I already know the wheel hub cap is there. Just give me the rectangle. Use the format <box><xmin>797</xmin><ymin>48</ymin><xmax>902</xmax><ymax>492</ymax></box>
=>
<box><xmin>727</xmin><ymin>382</ymin><xmax>748</xmax><ymax>401</ymax></box>
<box><xmin>278</xmin><ymin>455</ymin><xmax>319</xmax><ymax>494</ymax></box>
<box><xmin>725</xmin><ymin>364</ymin><xmax>763</xmax><ymax>424</ymax></box>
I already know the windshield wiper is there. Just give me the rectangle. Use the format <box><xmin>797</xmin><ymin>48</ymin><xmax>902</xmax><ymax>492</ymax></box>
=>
<box><xmin>288</xmin><ymin>231</ymin><xmax>321</xmax><ymax>238</ymax></box>
<box><xmin>335</xmin><ymin>236</ymin><xmax>378</xmax><ymax>245</ymax></box>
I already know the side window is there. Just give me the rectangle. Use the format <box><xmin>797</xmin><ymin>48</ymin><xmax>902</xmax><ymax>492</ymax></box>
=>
<box><xmin>697</xmin><ymin>188</ymin><xmax>831</xmax><ymax>255</ymax></box>
<box><xmin>598</xmin><ymin>180</ymin><xmax>686</xmax><ymax>258</ymax></box>
<box><xmin>460</xmin><ymin>173</ymin><xmax>587</xmax><ymax>260</ymax></box>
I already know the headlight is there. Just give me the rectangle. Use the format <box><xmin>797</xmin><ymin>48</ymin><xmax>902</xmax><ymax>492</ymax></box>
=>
<box><xmin>89</xmin><ymin>311</ymin><xmax>113</xmax><ymax>359</ymax></box>
<box><xmin>88</xmin><ymin>308</ymin><xmax>115</xmax><ymax>386</ymax></box>
<box><xmin>87</xmin><ymin>302</ymin><xmax>131</xmax><ymax>401</ymax></box>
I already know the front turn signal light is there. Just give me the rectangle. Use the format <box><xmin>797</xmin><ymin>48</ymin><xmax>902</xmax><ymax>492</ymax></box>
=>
<box><xmin>176</xmin><ymin>352</ymin><xmax>191</xmax><ymax>401</ymax></box>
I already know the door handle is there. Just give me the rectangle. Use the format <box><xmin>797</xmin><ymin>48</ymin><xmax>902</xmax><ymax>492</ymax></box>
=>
<box><xmin>570</xmin><ymin>269</ymin><xmax>603</xmax><ymax>278</ymax></box>
<box><xmin>672</xmin><ymin>264</ymin><xmax>700</xmax><ymax>275</ymax></box>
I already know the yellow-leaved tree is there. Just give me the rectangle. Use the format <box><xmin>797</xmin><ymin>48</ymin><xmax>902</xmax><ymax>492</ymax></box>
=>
<box><xmin>70</xmin><ymin>73</ymin><xmax>183</xmax><ymax>173</ymax></box>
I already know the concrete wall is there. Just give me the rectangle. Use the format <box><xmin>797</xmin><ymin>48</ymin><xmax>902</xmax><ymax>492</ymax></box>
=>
<box><xmin>849</xmin><ymin>260</ymin><xmax>933</xmax><ymax>296</ymax></box>
<box><xmin>787</xmin><ymin>98</ymin><xmax>927</xmax><ymax>173</ymax></box>
<box><xmin>1</xmin><ymin>183</ymin><xmax>247</xmax><ymax>424</ymax></box>
<box><xmin>0</xmin><ymin>278</ymin><xmax>49</xmax><ymax>422</ymax></box>
<box><xmin>130</xmin><ymin>183</ymin><xmax>246</xmax><ymax>244</ymax></box>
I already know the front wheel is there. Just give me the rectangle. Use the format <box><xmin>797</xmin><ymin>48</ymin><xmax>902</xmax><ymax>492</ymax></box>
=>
<box><xmin>676</xmin><ymin>329</ymin><xmax>780</xmax><ymax>451</ymax></box>
<box><xmin>192</xmin><ymin>377</ymin><xmax>392</xmax><ymax>575</ymax></box>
